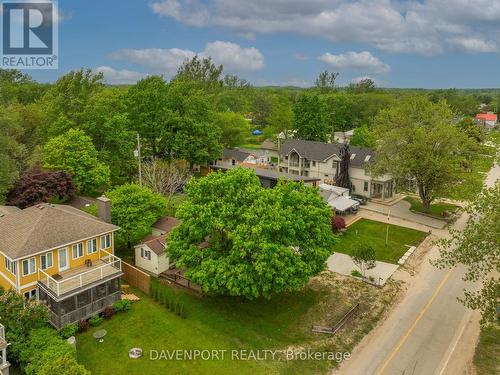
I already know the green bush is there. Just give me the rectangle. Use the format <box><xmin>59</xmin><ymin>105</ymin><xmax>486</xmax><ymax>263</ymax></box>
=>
<box><xmin>19</xmin><ymin>327</ymin><xmax>89</xmax><ymax>375</ymax></box>
<box><xmin>113</xmin><ymin>299</ymin><xmax>132</xmax><ymax>312</ymax></box>
<box><xmin>59</xmin><ymin>323</ymin><xmax>78</xmax><ymax>339</ymax></box>
<box><xmin>89</xmin><ymin>315</ymin><xmax>103</xmax><ymax>327</ymax></box>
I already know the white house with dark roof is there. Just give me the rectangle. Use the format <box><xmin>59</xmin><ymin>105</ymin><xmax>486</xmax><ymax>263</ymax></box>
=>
<box><xmin>213</xmin><ymin>148</ymin><xmax>268</xmax><ymax>168</ymax></box>
<box><xmin>278</xmin><ymin>139</ymin><xmax>395</xmax><ymax>200</ymax></box>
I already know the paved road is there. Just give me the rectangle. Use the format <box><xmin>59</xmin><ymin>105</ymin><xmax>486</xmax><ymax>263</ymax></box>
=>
<box><xmin>335</xmin><ymin>164</ymin><xmax>499</xmax><ymax>375</ymax></box>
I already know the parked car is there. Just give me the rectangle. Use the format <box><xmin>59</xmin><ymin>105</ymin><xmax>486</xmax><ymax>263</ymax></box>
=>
<box><xmin>351</xmin><ymin>194</ymin><xmax>368</xmax><ymax>205</ymax></box>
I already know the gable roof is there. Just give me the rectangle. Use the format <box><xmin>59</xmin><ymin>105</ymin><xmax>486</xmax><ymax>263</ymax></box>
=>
<box><xmin>0</xmin><ymin>203</ymin><xmax>119</xmax><ymax>259</ymax></box>
<box><xmin>475</xmin><ymin>113</ymin><xmax>497</xmax><ymax>121</ymax></box>
<box><xmin>280</xmin><ymin>139</ymin><xmax>376</xmax><ymax>167</ymax></box>
<box><xmin>222</xmin><ymin>149</ymin><xmax>251</xmax><ymax>162</ymax></box>
<box><xmin>152</xmin><ymin>216</ymin><xmax>180</xmax><ymax>234</ymax></box>
<box><xmin>137</xmin><ymin>235</ymin><xmax>166</xmax><ymax>256</ymax></box>
<box><xmin>0</xmin><ymin>205</ymin><xmax>21</xmax><ymax>216</ymax></box>
<box><xmin>261</xmin><ymin>139</ymin><xmax>278</xmax><ymax>151</ymax></box>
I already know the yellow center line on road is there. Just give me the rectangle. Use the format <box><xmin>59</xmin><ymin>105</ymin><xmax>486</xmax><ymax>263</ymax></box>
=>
<box><xmin>375</xmin><ymin>267</ymin><xmax>455</xmax><ymax>375</ymax></box>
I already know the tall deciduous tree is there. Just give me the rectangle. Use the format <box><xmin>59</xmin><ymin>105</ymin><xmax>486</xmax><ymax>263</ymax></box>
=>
<box><xmin>434</xmin><ymin>182</ymin><xmax>499</xmax><ymax>324</ymax></box>
<box><xmin>141</xmin><ymin>159</ymin><xmax>191</xmax><ymax>201</ymax></box>
<box><xmin>350</xmin><ymin>124</ymin><xmax>376</xmax><ymax>148</ymax></box>
<box><xmin>337</xmin><ymin>144</ymin><xmax>352</xmax><ymax>189</ymax></box>
<box><xmin>7</xmin><ymin>167</ymin><xmax>75</xmax><ymax>208</ymax></box>
<box><xmin>214</xmin><ymin>111</ymin><xmax>249</xmax><ymax>148</ymax></box>
<box><xmin>315</xmin><ymin>70</ymin><xmax>339</xmax><ymax>92</ymax></box>
<box><xmin>293</xmin><ymin>92</ymin><xmax>328</xmax><ymax>142</ymax></box>
<box><xmin>42</xmin><ymin>129</ymin><xmax>110</xmax><ymax>195</ymax></box>
<box><xmin>372</xmin><ymin>96</ymin><xmax>470</xmax><ymax>210</ymax></box>
<box><xmin>107</xmin><ymin>184</ymin><xmax>167</xmax><ymax>249</ymax></box>
<box><xmin>173</xmin><ymin>55</ymin><xmax>223</xmax><ymax>90</ymax></box>
<box><xmin>167</xmin><ymin>168</ymin><xmax>334</xmax><ymax>299</ymax></box>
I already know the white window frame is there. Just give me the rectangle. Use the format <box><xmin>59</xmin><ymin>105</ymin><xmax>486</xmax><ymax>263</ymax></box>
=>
<box><xmin>72</xmin><ymin>243</ymin><xmax>84</xmax><ymax>259</ymax></box>
<box><xmin>24</xmin><ymin>289</ymin><xmax>37</xmax><ymax>300</ymax></box>
<box><xmin>141</xmin><ymin>248</ymin><xmax>151</xmax><ymax>261</ymax></box>
<box><xmin>87</xmin><ymin>238</ymin><xmax>97</xmax><ymax>254</ymax></box>
<box><xmin>101</xmin><ymin>234</ymin><xmax>111</xmax><ymax>249</ymax></box>
<box><xmin>4</xmin><ymin>257</ymin><xmax>16</xmax><ymax>275</ymax></box>
<box><xmin>363</xmin><ymin>181</ymin><xmax>369</xmax><ymax>192</ymax></box>
<box><xmin>40</xmin><ymin>252</ymin><xmax>53</xmax><ymax>270</ymax></box>
<box><xmin>22</xmin><ymin>257</ymin><xmax>36</xmax><ymax>276</ymax></box>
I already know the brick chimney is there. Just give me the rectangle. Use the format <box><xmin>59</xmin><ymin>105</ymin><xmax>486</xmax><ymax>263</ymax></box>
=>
<box><xmin>96</xmin><ymin>196</ymin><xmax>111</xmax><ymax>223</ymax></box>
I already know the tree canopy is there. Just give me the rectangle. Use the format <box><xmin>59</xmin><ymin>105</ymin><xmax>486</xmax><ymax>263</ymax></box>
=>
<box><xmin>434</xmin><ymin>182</ymin><xmax>500</xmax><ymax>324</ymax></box>
<box><xmin>167</xmin><ymin>168</ymin><xmax>335</xmax><ymax>299</ymax></box>
<box><xmin>372</xmin><ymin>95</ymin><xmax>471</xmax><ymax>209</ymax></box>
<box><xmin>107</xmin><ymin>184</ymin><xmax>167</xmax><ymax>248</ymax></box>
<box><xmin>42</xmin><ymin>129</ymin><xmax>111</xmax><ymax>195</ymax></box>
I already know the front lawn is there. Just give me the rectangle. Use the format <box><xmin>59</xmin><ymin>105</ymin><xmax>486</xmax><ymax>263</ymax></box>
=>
<box><xmin>404</xmin><ymin>196</ymin><xmax>459</xmax><ymax>218</ymax></box>
<box><xmin>332</xmin><ymin>219</ymin><xmax>427</xmax><ymax>264</ymax></box>
<box><xmin>473</xmin><ymin>324</ymin><xmax>500</xmax><ymax>375</ymax></box>
<box><xmin>76</xmin><ymin>274</ymin><xmax>401</xmax><ymax>374</ymax></box>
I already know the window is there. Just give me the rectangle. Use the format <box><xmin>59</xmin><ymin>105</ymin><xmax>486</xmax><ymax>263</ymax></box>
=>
<box><xmin>231</xmin><ymin>159</ymin><xmax>236</xmax><ymax>165</ymax></box>
<box><xmin>312</xmin><ymin>161</ymin><xmax>316</xmax><ymax>167</ymax></box>
<box><xmin>141</xmin><ymin>248</ymin><xmax>151</xmax><ymax>261</ymax></box>
<box><xmin>101</xmin><ymin>234</ymin><xmax>111</xmax><ymax>249</ymax></box>
<box><xmin>72</xmin><ymin>243</ymin><xmax>84</xmax><ymax>259</ymax></box>
<box><xmin>40</xmin><ymin>252</ymin><xmax>53</xmax><ymax>270</ymax></box>
<box><xmin>22</xmin><ymin>257</ymin><xmax>36</xmax><ymax>276</ymax></box>
<box><xmin>364</xmin><ymin>181</ymin><xmax>369</xmax><ymax>192</ymax></box>
<box><xmin>87</xmin><ymin>238</ymin><xmax>97</xmax><ymax>254</ymax></box>
<box><xmin>4</xmin><ymin>257</ymin><xmax>16</xmax><ymax>275</ymax></box>
<box><xmin>23</xmin><ymin>289</ymin><xmax>37</xmax><ymax>300</ymax></box>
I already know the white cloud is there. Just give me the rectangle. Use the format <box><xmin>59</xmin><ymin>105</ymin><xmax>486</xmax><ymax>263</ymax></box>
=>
<box><xmin>149</xmin><ymin>0</ymin><xmax>500</xmax><ymax>55</ymax></box>
<box><xmin>318</xmin><ymin>51</ymin><xmax>390</xmax><ymax>73</ymax></box>
<box><xmin>95</xmin><ymin>66</ymin><xmax>149</xmax><ymax>84</ymax></box>
<box><xmin>110</xmin><ymin>41</ymin><xmax>264</xmax><ymax>76</ymax></box>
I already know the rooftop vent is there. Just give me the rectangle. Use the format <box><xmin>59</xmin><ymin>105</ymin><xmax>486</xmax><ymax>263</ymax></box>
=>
<box><xmin>364</xmin><ymin>155</ymin><xmax>371</xmax><ymax>162</ymax></box>
<box><xmin>350</xmin><ymin>154</ymin><xmax>356</xmax><ymax>160</ymax></box>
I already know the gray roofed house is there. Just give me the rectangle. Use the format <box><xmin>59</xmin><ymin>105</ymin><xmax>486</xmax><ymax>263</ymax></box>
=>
<box><xmin>0</xmin><ymin>203</ymin><xmax>119</xmax><ymax>259</ymax></box>
<box><xmin>278</xmin><ymin>139</ymin><xmax>395</xmax><ymax>201</ymax></box>
<box><xmin>214</xmin><ymin>148</ymin><xmax>270</xmax><ymax>168</ymax></box>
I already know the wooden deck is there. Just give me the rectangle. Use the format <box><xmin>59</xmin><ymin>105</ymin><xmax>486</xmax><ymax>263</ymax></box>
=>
<box><xmin>39</xmin><ymin>259</ymin><xmax>121</xmax><ymax>297</ymax></box>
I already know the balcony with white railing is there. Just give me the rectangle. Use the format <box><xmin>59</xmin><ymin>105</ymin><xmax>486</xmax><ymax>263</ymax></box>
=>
<box><xmin>38</xmin><ymin>250</ymin><xmax>122</xmax><ymax>298</ymax></box>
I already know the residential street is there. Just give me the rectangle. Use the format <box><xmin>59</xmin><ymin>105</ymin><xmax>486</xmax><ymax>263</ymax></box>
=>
<box><xmin>335</xmin><ymin>164</ymin><xmax>499</xmax><ymax>375</ymax></box>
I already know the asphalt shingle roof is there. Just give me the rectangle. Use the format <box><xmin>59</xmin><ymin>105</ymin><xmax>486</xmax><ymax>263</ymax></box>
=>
<box><xmin>0</xmin><ymin>203</ymin><xmax>119</xmax><ymax>259</ymax></box>
<box><xmin>279</xmin><ymin>139</ymin><xmax>376</xmax><ymax>167</ymax></box>
<box><xmin>222</xmin><ymin>149</ymin><xmax>251</xmax><ymax>162</ymax></box>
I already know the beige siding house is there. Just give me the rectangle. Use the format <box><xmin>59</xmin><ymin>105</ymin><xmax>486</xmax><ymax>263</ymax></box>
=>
<box><xmin>134</xmin><ymin>216</ymin><xmax>180</xmax><ymax>276</ymax></box>
<box><xmin>278</xmin><ymin>139</ymin><xmax>395</xmax><ymax>200</ymax></box>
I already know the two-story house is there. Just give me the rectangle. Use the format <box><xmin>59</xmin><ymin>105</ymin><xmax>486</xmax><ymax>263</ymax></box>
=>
<box><xmin>278</xmin><ymin>139</ymin><xmax>395</xmax><ymax>200</ymax></box>
<box><xmin>0</xmin><ymin>197</ymin><xmax>122</xmax><ymax>328</ymax></box>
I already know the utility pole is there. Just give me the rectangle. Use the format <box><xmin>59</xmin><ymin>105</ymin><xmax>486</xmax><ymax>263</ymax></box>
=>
<box><xmin>136</xmin><ymin>133</ymin><xmax>142</xmax><ymax>186</ymax></box>
<box><xmin>385</xmin><ymin>209</ymin><xmax>391</xmax><ymax>246</ymax></box>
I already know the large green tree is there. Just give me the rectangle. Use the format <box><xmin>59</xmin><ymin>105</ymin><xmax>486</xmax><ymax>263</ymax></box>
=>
<box><xmin>42</xmin><ymin>129</ymin><xmax>111</xmax><ymax>194</ymax></box>
<box><xmin>167</xmin><ymin>168</ymin><xmax>334</xmax><ymax>299</ymax></box>
<box><xmin>372</xmin><ymin>96</ymin><xmax>470</xmax><ymax>210</ymax></box>
<box><xmin>293</xmin><ymin>92</ymin><xmax>328</xmax><ymax>141</ymax></box>
<box><xmin>350</xmin><ymin>124</ymin><xmax>376</xmax><ymax>148</ymax></box>
<box><xmin>107</xmin><ymin>184</ymin><xmax>167</xmax><ymax>249</ymax></box>
<box><xmin>434</xmin><ymin>182</ymin><xmax>499</xmax><ymax>324</ymax></box>
<box><xmin>214</xmin><ymin>111</ymin><xmax>249</xmax><ymax>148</ymax></box>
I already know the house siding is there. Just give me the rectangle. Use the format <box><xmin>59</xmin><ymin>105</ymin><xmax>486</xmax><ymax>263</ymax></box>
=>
<box><xmin>0</xmin><ymin>232</ymin><xmax>116</xmax><ymax>293</ymax></box>
<box><xmin>134</xmin><ymin>245</ymin><xmax>170</xmax><ymax>276</ymax></box>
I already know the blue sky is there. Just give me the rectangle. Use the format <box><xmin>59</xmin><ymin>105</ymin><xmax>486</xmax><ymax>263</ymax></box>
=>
<box><xmin>29</xmin><ymin>0</ymin><xmax>500</xmax><ymax>88</ymax></box>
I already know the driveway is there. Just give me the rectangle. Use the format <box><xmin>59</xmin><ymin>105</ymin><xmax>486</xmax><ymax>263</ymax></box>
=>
<box><xmin>360</xmin><ymin>200</ymin><xmax>447</xmax><ymax>229</ymax></box>
<box><xmin>327</xmin><ymin>253</ymin><xmax>399</xmax><ymax>286</ymax></box>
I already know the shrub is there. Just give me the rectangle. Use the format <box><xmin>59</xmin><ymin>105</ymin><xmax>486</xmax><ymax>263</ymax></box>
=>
<box><xmin>59</xmin><ymin>323</ymin><xmax>78</xmax><ymax>339</ymax></box>
<box><xmin>113</xmin><ymin>299</ymin><xmax>131</xmax><ymax>312</ymax></box>
<box><xmin>351</xmin><ymin>269</ymin><xmax>362</xmax><ymax>277</ymax></box>
<box><xmin>89</xmin><ymin>315</ymin><xmax>103</xmax><ymax>327</ymax></box>
<box><xmin>332</xmin><ymin>216</ymin><xmax>346</xmax><ymax>232</ymax></box>
<box><xmin>103</xmin><ymin>306</ymin><xmax>114</xmax><ymax>319</ymax></box>
<box><xmin>77</xmin><ymin>319</ymin><xmax>90</xmax><ymax>332</ymax></box>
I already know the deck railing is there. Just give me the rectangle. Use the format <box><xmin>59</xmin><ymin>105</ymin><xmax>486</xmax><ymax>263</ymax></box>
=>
<box><xmin>38</xmin><ymin>250</ymin><xmax>121</xmax><ymax>297</ymax></box>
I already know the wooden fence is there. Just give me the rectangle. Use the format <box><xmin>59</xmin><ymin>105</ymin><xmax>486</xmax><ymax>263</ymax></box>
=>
<box><xmin>121</xmin><ymin>262</ymin><xmax>151</xmax><ymax>295</ymax></box>
<box><xmin>312</xmin><ymin>303</ymin><xmax>360</xmax><ymax>335</ymax></box>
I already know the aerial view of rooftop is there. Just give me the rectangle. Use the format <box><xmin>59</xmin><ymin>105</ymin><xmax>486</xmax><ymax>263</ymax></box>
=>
<box><xmin>0</xmin><ymin>1</ymin><xmax>498</xmax><ymax>374</ymax></box>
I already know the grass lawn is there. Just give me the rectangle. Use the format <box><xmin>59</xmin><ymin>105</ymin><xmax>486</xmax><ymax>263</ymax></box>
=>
<box><xmin>76</xmin><ymin>274</ymin><xmax>401</xmax><ymax>375</ymax></box>
<box><xmin>404</xmin><ymin>196</ymin><xmax>459</xmax><ymax>219</ymax></box>
<box><xmin>333</xmin><ymin>219</ymin><xmax>427</xmax><ymax>264</ymax></box>
<box><xmin>473</xmin><ymin>325</ymin><xmax>500</xmax><ymax>375</ymax></box>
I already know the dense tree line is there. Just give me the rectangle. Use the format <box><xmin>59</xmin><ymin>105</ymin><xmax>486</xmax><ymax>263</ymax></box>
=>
<box><xmin>0</xmin><ymin>65</ymin><xmax>498</xmax><ymax>204</ymax></box>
